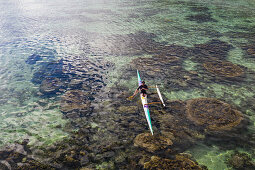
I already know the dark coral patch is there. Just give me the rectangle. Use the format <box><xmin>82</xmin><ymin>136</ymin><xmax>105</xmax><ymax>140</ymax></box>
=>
<box><xmin>25</xmin><ymin>54</ymin><xmax>43</xmax><ymax>64</ymax></box>
<box><xmin>203</xmin><ymin>61</ymin><xmax>244</xmax><ymax>77</ymax></box>
<box><xmin>189</xmin><ymin>6</ymin><xmax>209</xmax><ymax>12</ymax></box>
<box><xmin>191</xmin><ymin>39</ymin><xmax>233</xmax><ymax>62</ymax></box>
<box><xmin>186</xmin><ymin>14</ymin><xmax>217</xmax><ymax>23</ymax></box>
<box><xmin>186</xmin><ymin>98</ymin><xmax>243</xmax><ymax>131</ymax></box>
<box><xmin>31</xmin><ymin>60</ymin><xmax>69</xmax><ymax>84</ymax></box>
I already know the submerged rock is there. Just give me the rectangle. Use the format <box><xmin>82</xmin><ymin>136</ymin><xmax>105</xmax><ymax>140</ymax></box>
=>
<box><xmin>203</xmin><ymin>61</ymin><xmax>244</xmax><ymax>77</ymax></box>
<box><xmin>226</xmin><ymin>151</ymin><xmax>255</xmax><ymax>170</ymax></box>
<box><xmin>31</xmin><ymin>60</ymin><xmax>68</xmax><ymax>84</ymax></box>
<box><xmin>134</xmin><ymin>133</ymin><xmax>173</xmax><ymax>152</ymax></box>
<box><xmin>144</xmin><ymin>155</ymin><xmax>203</xmax><ymax>170</ymax></box>
<box><xmin>117</xmin><ymin>106</ymin><xmax>138</xmax><ymax>114</ymax></box>
<box><xmin>60</xmin><ymin>90</ymin><xmax>92</xmax><ymax>117</ymax></box>
<box><xmin>186</xmin><ymin>98</ymin><xmax>243</xmax><ymax>131</ymax></box>
<box><xmin>25</xmin><ymin>54</ymin><xmax>43</xmax><ymax>65</ymax></box>
<box><xmin>39</xmin><ymin>78</ymin><xmax>63</xmax><ymax>95</ymax></box>
<box><xmin>0</xmin><ymin>140</ymin><xmax>53</xmax><ymax>169</ymax></box>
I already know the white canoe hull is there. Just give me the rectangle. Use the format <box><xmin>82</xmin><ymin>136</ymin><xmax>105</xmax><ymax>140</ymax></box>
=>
<box><xmin>140</xmin><ymin>94</ymin><xmax>153</xmax><ymax>135</ymax></box>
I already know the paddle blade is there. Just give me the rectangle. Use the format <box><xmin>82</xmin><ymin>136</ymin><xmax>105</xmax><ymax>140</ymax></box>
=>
<box><xmin>127</xmin><ymin>96</ymin><xmax>134</xmax><ymax>100</ymax></box>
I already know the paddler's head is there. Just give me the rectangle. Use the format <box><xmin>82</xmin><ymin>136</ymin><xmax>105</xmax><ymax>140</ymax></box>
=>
<box><xmin>142</xmin><ymin>81</ymin><xmax>145</xmax><ymax>85</ymax></box>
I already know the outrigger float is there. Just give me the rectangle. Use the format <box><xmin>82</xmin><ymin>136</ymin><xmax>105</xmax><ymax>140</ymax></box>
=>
<box><xmin>136</xmin><ymin>70</ymin><xmax>165</xmax><ymax>135</ymax></box>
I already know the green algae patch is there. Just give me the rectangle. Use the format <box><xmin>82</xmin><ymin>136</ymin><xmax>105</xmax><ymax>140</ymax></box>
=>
<box><xmin>96</xmin><ymin>161</ymin><xmax>115</xmax><ymax>170</ymax></box>
<box><xmin>164</xmin><ymin>88</ymin><xmax>204</xmax><ymax>101</ymax></box>
<box><xmin>0</xmin><ymin>107</ymin><xmax>69</xmax><ymax>147</ymax></box>
<box><xmin>228</xmin><ymin>47</ymin><xmax>255</xmax><ymax>72</ymax></box>
<box><xmin>206</xmin><ymin>83</ymin><xmax>255</xmax><ymax>107</ymax></box>
<box><xmin>183</xmin><ymin>59</ymin><xmax>198</xmax><ymax>71</ymax></box>
<box><xmin>164</xmin><ymin>83</ymin><xmax>254</xmax><ymax>108</ymax></box>
<box><xmin>187</xmin><ymin>145</ymin><xmax>232</xmax><ymax>170</ymax></box>
<box><xmin>188</xmin><ymin>145</ymin><xmax>255</xmax><ymax>170</ymax></box>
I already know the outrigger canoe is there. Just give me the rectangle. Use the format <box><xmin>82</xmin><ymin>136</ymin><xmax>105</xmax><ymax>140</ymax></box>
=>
<box><xmin>137</xmin><ymin>70</ymin><xmax>154</xmax><ymax>135</ymax></box>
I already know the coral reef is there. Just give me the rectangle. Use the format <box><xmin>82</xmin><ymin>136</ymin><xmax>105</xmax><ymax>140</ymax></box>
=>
<box><xmin>226</xmin><ymin>151</ymin><xmax>255</xmax><ymax>170</ymax></box>
<box><xmin>203</xmin><ymin>61</ymin><xmax>244</xmax><ymax>77</ymax></box>
<box><xmin>155</xmin><ymin>100</ymin><xmax>206</xmax><ymax>147</ymax></box>
<box><xmin>25</xmin><ymin>54</ymin><xmax>43</xmax><ymax>64</ymax></box>
<box><xmin>186</xmin><ymin>98</ymin><xmax>243</xmax><ymax>131</ymax></box>
<box><xmin>131</xmin><ymin>55</ymin><xmax>180</xmax><ymax>77</ymax></box>
<box><xmin>242</xmin><ymin>44</ymin><xmax>255</xmax><ymax>57</ymax></box>
<box><xmin>144</xmin><ymin>155</ymin><xmax>203</xmax><ymax>170</ymax></box>
<box><xmin>186</xmin><ymin>14</ymin><xmax>217</xmax><ymax>23</ymax></box>
<box><xmin>0</xmin><ymin>140</ymin><xmax>54</xmax><ymax>169</ymax></box>
<box><xmin>32</xmin><ymin>60</ymin><xmax>68</xmax><ymax>85</ymax></box>
<box><xmin>39</xmin><ymin>78</ymin><xmax>63</xmax><ymax>95</ymax></box>
<box><xmin>134</xmin><ymin>133</ymin><xmax>173</xmax><ymax>152</ymax></box>
<box><xmin>191</xmin><ymin>39</ymin><xmax>233</xmax><ymax>62</ymax></box>
<box><xmin>189</xmin><ymin>6</ymin><xmax>209</xmax><ymax>13</ymax></box>
<box><xmin>130</xmin><ymin>55</ymin><xmax>201</xmax><ymax>91</ymax></box>
<box><xmin>60</xmin><ymin>90</ymin><xmax>92</xmax><ymax>118</ymax></box>
<box><xmin>32</xmin><ymin>56</ymin><xmax>113</xmax><ymax>98</ymax></box>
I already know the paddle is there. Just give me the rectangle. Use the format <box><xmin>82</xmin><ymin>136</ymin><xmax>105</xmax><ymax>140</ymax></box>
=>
<box><xmin>144</xmin><ymin>102</ymin><xmax>162</xmax><ymax>106</ymax></box>
<box><xmin>127</xmin><ymin>95</ymin><xmax>134</xmax><ymax>100</ymax></box>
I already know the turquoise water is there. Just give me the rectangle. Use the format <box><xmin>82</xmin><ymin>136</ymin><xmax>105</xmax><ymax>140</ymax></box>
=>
<box><xmin>1</xmin><ymin>0</ymin><xmax>255</xmax><ymax>169</ymax></box>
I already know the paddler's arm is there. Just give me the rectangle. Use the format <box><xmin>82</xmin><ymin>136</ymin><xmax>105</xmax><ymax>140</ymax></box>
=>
<box><xmin>132</xmin><ymin>87</ymin><xmax>140</xmax><ymax>97</ymax></box>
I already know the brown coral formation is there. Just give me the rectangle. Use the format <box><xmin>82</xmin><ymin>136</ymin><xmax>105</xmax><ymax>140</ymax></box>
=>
<box><xmin>203</xmin><ymin>61</ymin><xmax>244</xmax><ymax>77</ymax></box>
<box><xmin>130</xmin><ymin>55</ymin><xmax>201</xmax><ymax>91</ymax></box>
<box><xmin>186</xmin><ymin>98</ymin><xmax>243</xmax><ymax>131</ymax></box>
<box><xmin>226</xmin><ymin>152</ymin><xmax>255</xmax><ymax>170</ymax></box>
<box><xmin>247</xmin><ymin>48</ymin><xmax>255</xmax><ymax>56</ymax></box>
<box><xmin>39</xmin><ymin>77</ymin><xmax>63</xmax><ymax>94</ymax></box>
<box><xmin>134</xmin><ymin>133</ymin><xmax>173</xmax><ymax>152</ymax></box>
<box><xmin>144</xmin><ymin>155</ymin><xmax>202</xmax><ymax>170</ymax></box>
<box><xmin>131</xmin><ymin>55</ymin><xmax>180</xmax><ymax>75</ymax></box>
<box><xmin>60</xmin><ymin>90</ymin><xmax>91</xmax><ymax>114</ymax></box>
<box><xmin>242</xmin><ymin>44</ymin><xmax>255</xmax><ymax>57</ymax></box>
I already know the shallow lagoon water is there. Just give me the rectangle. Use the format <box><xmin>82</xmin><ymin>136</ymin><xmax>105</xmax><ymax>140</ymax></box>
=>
<box><xmin>1</xmin><ymin>0</ymin><xmax>255</xmax><ymax>169</ymax></box>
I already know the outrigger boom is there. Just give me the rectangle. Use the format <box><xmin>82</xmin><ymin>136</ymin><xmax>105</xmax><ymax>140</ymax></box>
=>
<box><xmin>156</xmin><ymin>85</ymin><xmax>165</xmax><ymax>107</ymax></box>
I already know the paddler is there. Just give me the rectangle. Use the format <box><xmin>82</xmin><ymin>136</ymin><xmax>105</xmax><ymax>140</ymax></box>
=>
<box><xmin>131</xmin><ymin>81</ymin><xmax>148</xmax><ymax>98</ymax></box>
